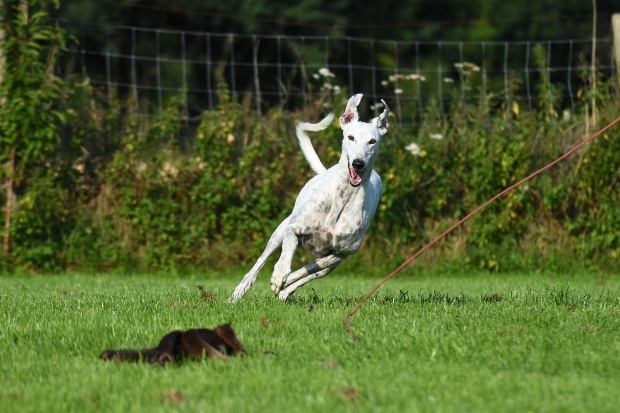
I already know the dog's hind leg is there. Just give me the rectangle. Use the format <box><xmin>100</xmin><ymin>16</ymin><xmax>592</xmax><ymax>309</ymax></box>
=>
<box><xmin>230</xmin><ymin>218</ymin><xmax>290</xmax><ymax>301</ymax></box>
<box><xmin>277</xmin><ymin>254</ymin><xmax>343</xmax><ymax>301</ymax></box>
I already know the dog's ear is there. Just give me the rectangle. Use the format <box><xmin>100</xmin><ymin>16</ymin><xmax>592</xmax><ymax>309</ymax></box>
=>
<box><xmin>372</xmin><ymin>100</ymin><xmax>389</xmax><ymax>135</ymax></box>
<box><xmin>339</xmin><ymin>94</ymin><xmax>363</xmax><ymax>128</ymax></box>
<box><xmin>214</xmin><ymin>324</ymin><xmax>247</xmax><ymax>355</ymax></box>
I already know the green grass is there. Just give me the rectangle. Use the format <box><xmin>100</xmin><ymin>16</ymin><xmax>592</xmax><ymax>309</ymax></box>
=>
<box><xmin>1</xmin><ymin>269</ymin><xmax>619</xmax><ymax>413</ymax></box>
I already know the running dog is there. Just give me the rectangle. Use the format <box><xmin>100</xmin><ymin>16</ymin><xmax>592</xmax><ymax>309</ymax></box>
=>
<box><xmin>231</xmin><ymin>94</ymin><xmax>389</xmax><ymax>301</ymax></box>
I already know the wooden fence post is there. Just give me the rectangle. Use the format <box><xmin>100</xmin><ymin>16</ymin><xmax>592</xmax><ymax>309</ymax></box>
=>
<box><xmin>2</xmin><ymin>1</ymin><xmax>28</xmax><ymax>255</ymax></box>
<box><xmin>613</xmin><ymin>14</ymin><xmax>620</xmax><ymax>84</ymax></box>
<box><xmin>1</xmin><ymin>0</ymin><xmax>10</xmax><ymax>254</ymax></box>
<box><xmin>0</xmin><ymin>2</ymin><xmax>4</xmax><ymax>90</ymax></box>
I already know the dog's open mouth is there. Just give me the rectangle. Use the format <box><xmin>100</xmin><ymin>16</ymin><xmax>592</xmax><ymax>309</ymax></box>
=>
<box><xmin>349</xmin><ymin>165</ymin><xmax>365</xmax><ymax>187</ymax></box>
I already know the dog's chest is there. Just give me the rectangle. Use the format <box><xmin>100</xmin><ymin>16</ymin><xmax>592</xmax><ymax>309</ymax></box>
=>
<box><xmin>298</xmin><ymin>184</ymin><xmax>376</xmax><ymax>256</ymax></box>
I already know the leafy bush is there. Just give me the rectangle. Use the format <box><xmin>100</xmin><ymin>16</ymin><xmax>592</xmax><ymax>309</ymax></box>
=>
<box><xmin>0</xmin><ymin>0</ymin><xmax>83</xmax><ymax>270</ymax></box>
<box><xmin>1</xmin><ymin>5</ymin><xmax>618</xmax><ymax>273</ymax></box>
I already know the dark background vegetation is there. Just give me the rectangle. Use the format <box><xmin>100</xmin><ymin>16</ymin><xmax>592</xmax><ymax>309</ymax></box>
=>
<box><xmin>1</xmin><ymin>0</ymin><xmax>619</xmax><ymax>274</ymax></box>
<box><xmin>54</xmin><ymin>0</ymin><xmax>612</xmax><ymax>41</ymax></box>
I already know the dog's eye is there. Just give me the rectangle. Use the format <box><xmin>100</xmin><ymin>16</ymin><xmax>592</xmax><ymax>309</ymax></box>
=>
<box><xmin>369</xmin><ymin>139</ymin><xmax>377</xmax><ymax>145</ymax></box>
<box><xmin>348</xmin><ymin>135</ymin><xmax>354</xmax><ymax>141</ymax></box>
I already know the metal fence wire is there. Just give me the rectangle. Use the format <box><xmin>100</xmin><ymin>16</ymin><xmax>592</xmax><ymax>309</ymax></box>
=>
<box><xmin>58</xmin><ymin>20</ymin><xmax>615</xmax><ymax>127</ymax></box>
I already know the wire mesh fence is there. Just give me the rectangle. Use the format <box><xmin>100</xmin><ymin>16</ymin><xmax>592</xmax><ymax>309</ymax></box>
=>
<box><xmin>57</xmin><ymin>20</ymin><xmax>616</xmax><ymax>127</ymax></box>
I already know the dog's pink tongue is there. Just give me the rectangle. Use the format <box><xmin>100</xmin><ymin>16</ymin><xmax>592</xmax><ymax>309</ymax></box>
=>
<box><xmin>349</xmin><ymin>166</ymin><xmax>362</xmax><ymax>186</ymax></box>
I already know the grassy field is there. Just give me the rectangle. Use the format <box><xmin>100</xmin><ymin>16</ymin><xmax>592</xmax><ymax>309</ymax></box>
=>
<box><xmin>1</xmin><ymin>268</ymin><xmax>619</xmax><ymax>413</ymax></box>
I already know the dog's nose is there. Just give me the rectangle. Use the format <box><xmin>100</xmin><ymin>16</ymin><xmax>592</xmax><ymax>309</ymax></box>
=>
<box><xmin>352</xmin><ymin>159</ymin><xmax>365</xmax><ymax>170</ymax></box>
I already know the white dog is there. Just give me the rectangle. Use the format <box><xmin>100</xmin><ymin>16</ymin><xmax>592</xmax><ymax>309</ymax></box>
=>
<box><xmin>231</xmin><ymin>94</ymin><xmax>389</xmax><ymax>301</ymax></box>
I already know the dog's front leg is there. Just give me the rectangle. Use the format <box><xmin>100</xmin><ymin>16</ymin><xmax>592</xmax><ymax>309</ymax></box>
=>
<box><xmin>270</xmin><ymin>230</ymin><xmax>298</xmax><ymax>294</ymax></box>
<box><xmin>231</xmin><ymin>218</ymin><xmax>291</xmax><ymax>301</ymax></box>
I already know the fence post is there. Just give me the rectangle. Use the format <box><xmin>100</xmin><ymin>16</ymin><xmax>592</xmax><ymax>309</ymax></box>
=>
<box><xmin>613</xmin><ymin>14</ymin><xmax>620</xmax><ymax>84</ymax></box>
<box><xmin>2</xmin><ymin>1</ymin><xmax>27</xmax><ymax>255</ymax></box>
<box><xmin>0</xmin><ymin>1</ymin><xmax>5</xmax><ymax>99</ymax></box>
<box><xmin>0</xmin><ymin>2</ymin><xmax>3</xmax><ymax>81</ymax></box>
<box><xmin>1</xmin><ymin>0</ymin><xmax>9</xmax><ymax>254</ymax></box>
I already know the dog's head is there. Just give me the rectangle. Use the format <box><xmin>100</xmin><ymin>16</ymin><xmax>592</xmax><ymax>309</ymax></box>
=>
<box><xmin>339</xmin><ymin>94</ymin><xmax>389</xmax><ymax>187</ymax></box>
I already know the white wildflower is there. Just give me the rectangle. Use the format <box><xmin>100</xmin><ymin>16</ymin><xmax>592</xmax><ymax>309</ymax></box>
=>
<box><xmin>333</xmin><ymin>85</ymin><xmax>341</xmax><ymax>92</ymax></box>
<box><xmin>159</xmin><ymin>161</ymin><xmax>179</xmax><ymax>181</ymax></box>
<box><xmin>370</xmin><ymin>101</ymin><xmax>384</xmax><ymax>111</ymax></box>
<box><xmin>562</xmin><ymin>110</ymin><xmax>570</xmax><ymax>121</ymax></box>
<box><xmin>394</xmin><ymin>88</ymin><xmax>403</xmax><ymax>95</ymax></box>
<box><xmin>405</xmin><ymin>142</ymin><xmax>422</xmax><ymax>156</ymax></box>
<box><xmin>404</xmin><ymin>73</ymin><xmax>426</xmax><ymax>81</ymax></box>
<box><xmin>454</xmin><ymin>61</ymin><xmax>481</xmax><ymax>75</ymax></box>
<box><xmin>443</xmin><ymin>77</ymin><xmax>454</xmax><ymax>83</ymax></box>
<box><xmin>463</xmin><ymin>62</ymin><xmax>480</xmax><ymax>71</ymax></box>
<box><xmin>321</xmin><ymin>83</ymin><xmax>333</xmax><ymax>90</ymax></box>
<box><xmin>313</xmin><ymin>73</ymin><xmax>320</xmax><ymax>79</ymax></box>
<box><xmin>73</xmin><ymin>163</ymin><xmax>85</xmax><ymax>174</ymax></box>
<box><xmin>194</xmin><ymin>157</ymin><xmax>206</xmax><ymax>170</ymax></box>
<box><xmin>381</xmin><ymin>80</ymin><xmax>389</xmax><ymax>86</ymax></box>
<box><xmin>318</xmin><ymin>67</ymin><xmax>335</xmax><ymax>77</ymax></box>
<box><xmin>430</xmin><ymin>133</ymin><xmax>443</xmax><ymax>140</ymax></box>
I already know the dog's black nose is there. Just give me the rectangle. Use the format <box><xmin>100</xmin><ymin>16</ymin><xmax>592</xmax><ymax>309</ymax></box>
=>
<box><xmin>352</xmin><ymin>159</ymin><xmax>365</xmax><ymax>170</ymax></box>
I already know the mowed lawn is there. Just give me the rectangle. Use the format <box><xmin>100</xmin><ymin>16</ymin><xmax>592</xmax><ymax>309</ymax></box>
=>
<box><xmin>1</xmin><ymin>269</ymin><xmax>619</xmax><ymax>413</ymax></box>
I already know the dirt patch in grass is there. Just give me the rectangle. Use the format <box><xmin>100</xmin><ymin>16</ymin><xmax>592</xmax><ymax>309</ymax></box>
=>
<box><xmin>160</xmin><ymin>389</ymin><xmax>185</xmax><ymax>405</ymax></box>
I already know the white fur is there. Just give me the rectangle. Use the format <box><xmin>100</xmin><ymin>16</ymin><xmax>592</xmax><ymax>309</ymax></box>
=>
<box><xmin>231</xmin><ymin>94</ymin><xmax>389</xmax><ymax>301</ymax></box>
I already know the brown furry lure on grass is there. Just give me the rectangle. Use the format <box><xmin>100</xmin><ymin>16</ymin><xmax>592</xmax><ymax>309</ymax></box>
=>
<box><xmin>100</xmin><ymin>324</ymin><xmax>246</xmax><ymax>365</ymax></box>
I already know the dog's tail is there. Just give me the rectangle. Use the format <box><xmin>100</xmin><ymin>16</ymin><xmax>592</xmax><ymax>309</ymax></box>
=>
<box><xmin>296</xmin><ymin>113</ymin><xmax>334</xmax><ymax>175</ymax></box>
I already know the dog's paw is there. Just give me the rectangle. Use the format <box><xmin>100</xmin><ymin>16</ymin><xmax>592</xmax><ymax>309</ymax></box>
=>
<box><xmin>230</xmin><ymin>284</ymin><xmax>248</xmax><ymax>301</ymax></box>
<box><xmin>277</xmin><ymin>289</ymin><xmax>291</xmax><ymax>302</ymax></box>
<box><xmin>270</xmin><ymin>275</ymin><xmax>287</xmax><ymax>294</ymax></box>
<box><xmin>271</xmin><ymin>263</ymin><xmax>291</xmax><ymax>294</ymax></box>
<box><xmin>270</xmin><ymin>281</ymin><xmax>287</xmax><ymax>295</ymax></box>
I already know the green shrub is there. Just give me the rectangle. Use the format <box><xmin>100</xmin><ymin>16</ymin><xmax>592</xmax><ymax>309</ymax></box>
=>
<box><xmin>1</xmin><ymin>9</ymin><xmax>618</xmax><ymax>273</ymax></box>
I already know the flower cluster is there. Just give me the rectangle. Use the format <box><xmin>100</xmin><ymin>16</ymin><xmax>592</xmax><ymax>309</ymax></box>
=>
<box><xmin>453</xmin><ymin>61</ymin><xmax>481</xmax><ymax>76</ymax></box>
<box><xmin>369</xmin><ymin>101</ymin><xmax>385</xmax><ymax>111</ymax></box>
<box><xmin>316</xmin><ymin>67</ymin><xmax>335</xmax><ymax>78</ymax></box>
<box><xmin>387</xmin><ymin>73</ymin><xmax>426</xmax><ymax>83</ymax></box>
<box><xmin>381</xmin><ymin>73</ymin><xmax>426</xmax><ymax>95</ymax></box>
<box><xmin>312</xmin><ymin>67</ymin><xmax>341</xmax><ymax>93</ymax></box>
<box><xmin>405</xmin><ymin>142</ymin><xmax>423</xmax><ymax>157</ymax></box>
<box><xmin>405</xmin><ymin>132</ymin><xmax>443</xmax><ymax>157</ymax></box>
<box><xmin>159</xmin><ymin>161</ymin><xmax>179</xmax><ymax>181</ymax></box>
<box><xmin>320</xmin><ymin>83</ymin><xmax>341</xmax><ymax>92</ymax></box>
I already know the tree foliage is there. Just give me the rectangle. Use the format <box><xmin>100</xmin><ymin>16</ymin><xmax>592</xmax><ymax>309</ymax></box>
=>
<box><xmin>53</xmin><ymin>0</ymin><xmax>613</xmax><ymax>41</ymax></box>
<box><xmin>1</xmin><ymin>0</ymin><xmax>83</xmax><ymax>265</ymax></box>
<box><xmin>0</xmin><ymin>0</ymin><xmax>77</xmax><ymax>181</ymax></box>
